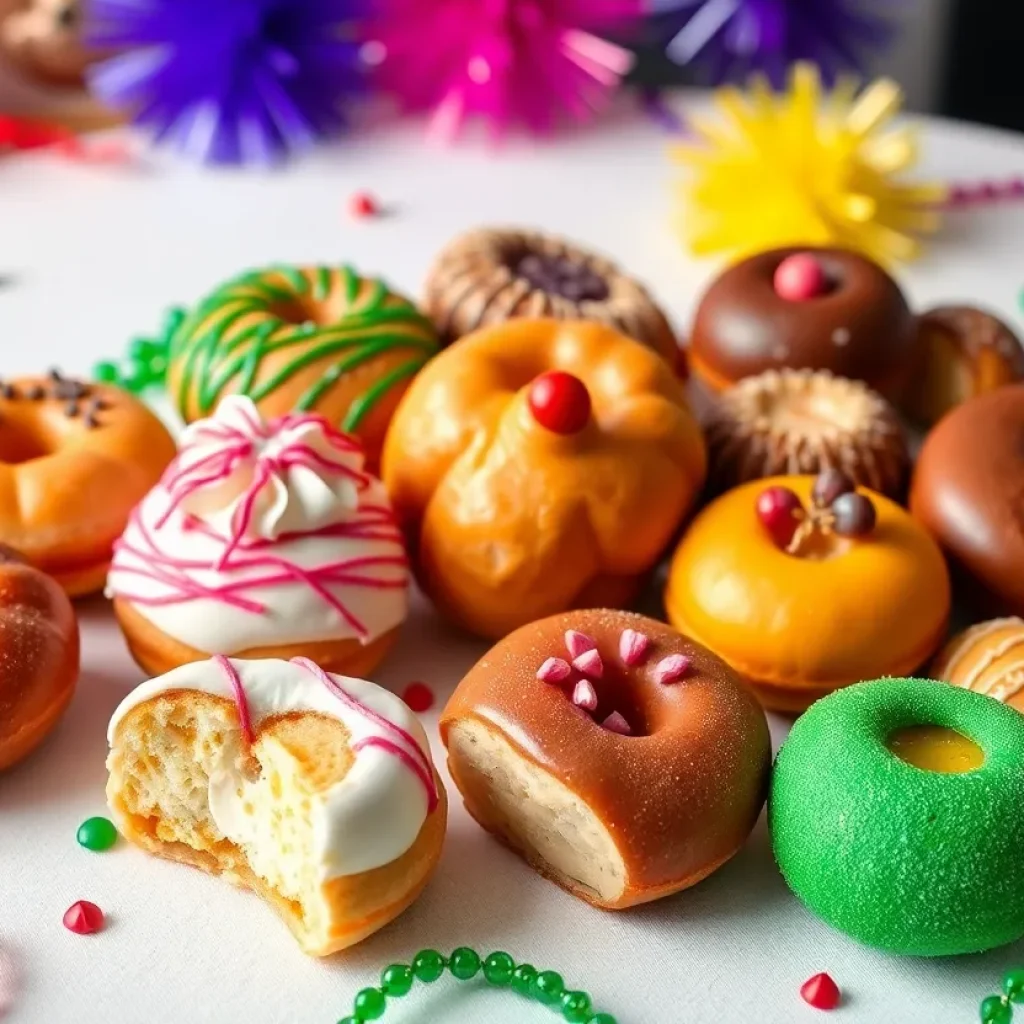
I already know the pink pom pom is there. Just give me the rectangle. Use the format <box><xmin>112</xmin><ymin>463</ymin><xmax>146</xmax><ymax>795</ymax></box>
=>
<box><xmin>619</xmin><ymin>628</ymin><xmax>650</xmax><ymax>666</ymax></box>
<box><xmin>565</xmin><ymin>630</ymin><xmax>596</xmax><ymax>659</ymax></box>
<box><xmin>653</xmin><ymin>654</ymin><xmax>691</xmax><ymax>685</ymax></box>
<box><xmin>572</xmin><ymin>679</ymin><xmax>598</xmax><ymax>712</ymax></box>
<box><xmin>573</xmin><ymin>649</ymin><xmax>604</xmax><ymax>679</ymax></box>
<box><xmin>537</xmin><ymin>657</ymin><xmax>572</xmax><ymax>684</ymax></box>
<box><xmin>602</xmin><ymin>711</ymin><xmax>632</xmax><ymax>735</ymax></box>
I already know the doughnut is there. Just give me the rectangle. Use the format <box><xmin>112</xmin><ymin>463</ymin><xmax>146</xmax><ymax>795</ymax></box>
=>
<box><xmin>771</xmin><ymin>678</ymin><xmax>1024</xmax><ymax>956</ymax></box>
<box><xmin>440</xmin><ymin>610</ymin><xmax>771</xmax><ymax>908</ymax></box>
<box><xmin>689</xmin><ymin>247</ymin><xmax>917</xmax><ymax>398</ymax></box>
<box><xmin>422</xmin><ymin>227</ymin><xmax>681</xmax><ymax>367</ymax></box>
<box><xmin>704</xmin><ymin>369</ymin><xmax>908</xmax><ymax>498</ymax></box>
<box><xmin>165</xmin><ymin>264</ymin><xmax>441</xmax><ymax>470</ymax></box>
<box><xmin>381</xmin><ymin>319</ymin><xmax>706</xmax><ymax>639</ymax></box>
<box><xmin>107</xmin><ymin>396</ymin><xmax>409</xmax><ymax>677</ymax></box>
<box><xmin>931</xmin><ymin>618</ymin><xmax>1024</xmax><ymax>713</ymax></box>
<box><xmin>0</xmin><ymin>372</ymin><xmax>175</xmax><ymax>595</ymax></box>
<box><xmin>107</xmin><ymin>656</ymin><xmax>447</xmax><ymax>955</ymax></box>
<box><xmin>902</xmin><ymin>305</ymin><xmax>1024</xmax><ymax>426</ymax></box>
<box><xmin>910</xmin><ymin>385</ymin><xmax>1024</xmax><ymax>617</ymax></box>
<box><xmin>0</xmin><ymin>0</ymin><xmax>94</xmax><ymax>87</ymax></box>
<box><xmin>665</xmin><ymin>473</ymin><xmax>950</xmax><ymax>712</ymax></box>
<box><xmin>0</xmin><ymin>545</ymin><xmax>79</xmax><ymax>770</ymax></box>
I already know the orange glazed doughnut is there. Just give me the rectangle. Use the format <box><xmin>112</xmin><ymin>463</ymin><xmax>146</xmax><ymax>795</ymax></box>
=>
<box><xmin>440</xmin><ymin>610</ymin><xmax>771</xmax><ymax>909</ymax></box>
<box><xmin>381</xmin><ymin>320</ymin><xmax>707</xmax><ymax>639</ymax></box>
<box><xmin>0</xmin><ymin>546</ymin><xmax>79</xmax><ymax>770</ymax></box>
<box><xmin>665</xmin><ymin>475</ymin><xmax>951</xmax><ymax>712</ymax></box>
<box><xmin>0</xmin><ymin>373</ymin><xmax>175</xmax><ymax>595</ymax></box>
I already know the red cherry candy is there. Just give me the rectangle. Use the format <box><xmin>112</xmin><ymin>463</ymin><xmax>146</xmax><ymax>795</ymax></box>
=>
<box><xmin>63</xmin><ymin>900</ymin><xmax>104</xmax><ymax>935</ymax></box>
<box><xmin>401</xmin><ymin>682</ymin><xmax>434</xmax><ymax>713</ymax></box>
<box><xmin>800</xmin><ymin>972</ymin><xmax>841</xmax><ymax>1011</ymax></box>
<box><xmin>527</xmin><ymin>372</ymin><xmax>591</xmax><ymax>435</ymax></box>
<box><xmin>756</xmin><ymin>486</ymin><xmax>804</xmax><ymax>549</ymax></box>
<box><xmin>348</xmin><ymin>191</ymin><xmax>379</xmax><ymax>218</ymax></box>
<box><xmin>774</xmin><ymin>253</ymin><xmax>829</xmax><ymax>301</ymax></box>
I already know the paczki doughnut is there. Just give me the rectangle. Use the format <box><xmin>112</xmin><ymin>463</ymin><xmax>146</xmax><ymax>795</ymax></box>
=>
<box><xmin>165</xmin><ymin>264</ymin><xmax>441</xmax><ymax>469</ymax></box>
<box><xmin>0</xmin><ymin>372</ymin><xmax>175</xmax><ymax>595</ymax></box>
<box><xmin>0</xmin><ymin>545</ymin><xmax>79</xmax><ymax>770</ymax></box>
<box><xmin>107</xmin><ymin>396</ymin><xmax>409</xmax><ymax>678</ymax></box>
<box><xmin>107</xmin><ymin>656</ymin><xmax>447</xmax><ymax>956</ymax></box>
<box><xmin>440</xmin><ymin>610</ymin><xmax>771</xmax><ymax>909</ymax></box>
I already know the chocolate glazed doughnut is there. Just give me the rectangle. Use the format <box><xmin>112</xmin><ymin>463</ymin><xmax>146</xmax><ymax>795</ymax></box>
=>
<box><xmin>689</xmin><ymin>247</ymin><xmax>918</xmax><ymax>399</ymax></box>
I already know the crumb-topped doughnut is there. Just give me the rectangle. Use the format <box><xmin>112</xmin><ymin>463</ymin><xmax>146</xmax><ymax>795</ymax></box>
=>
<box><xmin>107</xmin><ymin>656</ymin><xmax>447</xmax><ymax>955</ymax></box>
<box><xmin>165</xmin><ymin>265</ymin><xmax>441</xmax><ymax>469</ymax></box>
<box><xmin>0</xmin><ymin>371</ymin><xmax>175</xmax><ymax>595</ymax></box>
<box><xmin>441</xmin><ymin>610</ymin><xmax>771</xmax><ymax>908</ymax></box>
<box><xmin>689</xmin><ymin>247</ymin><xmax>917</xmax><ymax>398</ymax></box>
<box><xmin>704</xmin><ymin>369</ymin><xmax>908</xmax><ymax>498</ymax></box>
<box><xmin>381</xmin><ymin>319</ymin><xmax>706</xmax><ymax>639</ymax></box>
<box><xmin>107</xmin><ymin>396</ymin><xmax>409</xmax><ymax>677</ymax></box>
<box><xmin>423</xmin><ymin>227</ymin><xmax>681</xmax><ymax>366</ymax></box>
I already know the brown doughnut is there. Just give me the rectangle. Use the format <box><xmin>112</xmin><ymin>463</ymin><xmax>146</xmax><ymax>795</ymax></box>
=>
<box><xmin>902</xmin><ymin>306</ymin><xmax>1024</xmax><ymax>426</ymax></box>
<box><xmin>422</xmin><ymin>227</ymin><xmax>682</xmax><ymax>367</ymax></box>
<box><xmin>704</xmin><ymin>369</ymin><xmax>909</xmax><ymax>498</ymax></box>
<box><xmin>440</xmin><ymin>610</ymin><xmax>771</xmax><ymax>909</ymax></box>
<box><xmin>689</xmin><ymin>247</ymin><xmax>917</xmax><ymax>398</ymax></box>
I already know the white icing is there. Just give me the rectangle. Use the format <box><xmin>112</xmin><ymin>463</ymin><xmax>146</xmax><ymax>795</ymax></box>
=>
<box><xmin>108</xmin><ymin>657</ymin><xmax>435</xmax><ymax>879</ymax></box>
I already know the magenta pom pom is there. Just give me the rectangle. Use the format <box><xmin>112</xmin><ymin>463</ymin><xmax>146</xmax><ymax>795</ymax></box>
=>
<box><xmin>369</xmin><ymin>0</ymin><xmax>642</xmax><ymax>141</ymax></box>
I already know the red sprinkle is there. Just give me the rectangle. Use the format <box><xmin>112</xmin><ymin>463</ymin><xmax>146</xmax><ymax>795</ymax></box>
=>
<box><xmin>602</xmin><ymin>711</ymin><xmax>632</xmax><ymax>735</ymax></box>
<box><xmin>527</xmin><ymin>371</ymin><xmax>591</xmax><ymax>435</ymax></box>
<box><xmin>773</xmin><ymin>253</ymin><xmax>830</xmax><ymax>302</ymax></box>
<box><xmin>653</xmin><ymin>654</ymin><xmax>691</xmax><ymax>685</ymax></box>
<box><xmin>564</xmin><ymin>630</ymin><xmax>596</xmax><ymax>660</ymax></box>
<box><xmin>572</xmin><ymin>679</ymin><xmax>598</xmax><ymax>712</ymax></box>
<box><xmin>348</xmin><ymin>191</ymin><xmax>379</xmax><ymax>218</ymax></box>
<box><xmin>537</xmin><ymin>657</ymin><xmax>573</xmax><ymax>684</ymax></box>
<box><xmin>619</xmin><ymin>628</ymin><xmax>650</xmax><ymax>666</ymax></box>
<box><xmin>572</xmin><ymin>649</ymin><xmax>604</xmax><ymax>679</ymax></box>
<box><xmin>800</xmin><ymin>973</ymin><xmax>841</xmax><ymax>1011</ymax></box>
<box><xmin>63</xmin><ymin>901</ymin><xmax>104</xmax><ymax>935</ymax></box>
<box><xmin>401</xmin><ymin>682</ymin><xmax>434</xmax><ymax>713</ymax></box>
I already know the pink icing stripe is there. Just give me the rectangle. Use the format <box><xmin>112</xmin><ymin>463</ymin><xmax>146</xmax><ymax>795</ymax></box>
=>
<box><xmin>352</xmin><ymin>736</ymin><xmax>439</xmax><ymax>814</ymax></box>
<box><xmin>213</xmin><ymin>655</ymin><xmax>255</xmax><ymax>744</ymax></box>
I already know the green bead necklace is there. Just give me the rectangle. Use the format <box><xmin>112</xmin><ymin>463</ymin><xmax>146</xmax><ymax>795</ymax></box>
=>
<box><xmin>338</xmin><ymin>947</ymin><xmax>616</xmax><ymax>1024</ymax></box>
<box><xmin>980</xmin><ymin>968</ymin><xmax>1024</xmax><ymax>1023</ymax></box>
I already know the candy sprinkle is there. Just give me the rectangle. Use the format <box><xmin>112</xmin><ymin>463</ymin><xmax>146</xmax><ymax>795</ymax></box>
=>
<box><xmin>619</xmin><ymin>628</ymin><xmax>650</xmax><ymax>666</ymax></box>
<box><xmin>801</xmin><ymin>973</ymin><xmax>841</xmax><ymax>1011</ymax></box>
<box><xmin>653</xmin><ymin>654</ymin><xmax>691</xmax><ymax>685</ymax></box>
<box><xmin>349</xmin><ymin>191</ymin><xmax>380</xmax><ymax>219</ymax></box>
<box><xmin>63</xmin><ymin>901</ymin><xmax>104</xmax><ymax>935</ymax></box>
<box><xmin>401</xmin><ymin>682</ymin><xmax>435</xmax><ymax>713</ymax></box>
<box><xmin>77</xmin><ymin>816</ymin><xmax>118</xmax><ymax>852</ymax></box>
<box><xmin>572</xmin><ymin>679</ymin><xmax>598</xmax><ymax>712</ymax></box>
<box><xmin>537</xmin><ymin>657</ymin><xmax>572</xmax><ymax>684</ymax></box>
<box><xmin>564</xmin><ymin>630</ymin><xmax>596</xmax><ymax>660</ymax></box>
<box><xmin>572</xmin><ymin>649</ymin><xmax>604</xmax><ymax>679</ymax></box>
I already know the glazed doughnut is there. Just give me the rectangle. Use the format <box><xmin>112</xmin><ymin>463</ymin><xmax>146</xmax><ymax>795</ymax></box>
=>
<box><xmin>440</xmin><ymin>610</ymin><xmax>771</xmax><ymax>909</ymax></box>
<box><xmin>0</xmin><ymin>372</ymin><xmax>175</xmax><ymax>595</ymax></box>
<box><xmin>689</xmin><ymin>247</ymin><xmax>918</xmax><ymax>398</ymax></box>
<box><xmin>381</xmin><ymin>319</ymin><xmax>706</xmax><ymax>639</ymax></box>
<box><xmin>107</xmin><ymin>656</ymin><xmax>447</xmax><ymax>956</ymax></box>
<box><xmin>422</xmin><ymin>227</ymin><xmax>681</xmax><ymax>366</ymax></box>
<box><xmin>931</xmin><ymin>618</ymin><xmax>1024</xmax><ymax>713</ymax></box>
<box><xmin>0</xmin><ymin>545</ymin><xmax>79</xmax><ymax>770</ymax></box>
<box><xmin>166</xmin><ymin>264</ymin><xmax>441</xmax><ymax>469</ymax></box>
<box><xmin>107</xmin><ymin>396</ymin><xmax>410</xmax><ymax>678</ymax></box>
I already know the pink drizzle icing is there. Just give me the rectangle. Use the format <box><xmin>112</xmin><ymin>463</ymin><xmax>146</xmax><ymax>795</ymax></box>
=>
<box><xmin>214</xmin><ymin>654</ymin><xmax>256</xmax><ymax>745</ymax></box>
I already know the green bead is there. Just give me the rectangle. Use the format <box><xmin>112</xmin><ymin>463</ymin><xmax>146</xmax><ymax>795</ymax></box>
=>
<box><xmin>76</xmin><ymin>816</ymin><xmax>118</xmax><ymax>852</ymax></box>
<box><xmin>120</xmin><ymin>368</ymin><xmax>150</xmax><ymax>394</ymax></box>
<box><xmin>353</xmin><ymin>987</ymin><xmax>386</xmax><ymax>1020</ymax></box>
<box><xmin>128</xmin><ymin>337</ymin><xmax>162</xmax><ymax>362</ymax></box>
<box><xmin>1005</xmin><ymin>969</ymin><xmax>1024</xmax><ymax>1003</ymax></box>
<box><xmin>511</xmin><ymin>964</ymin><xmax>537</xmax><ymax>996</ymax></box>
<box><xmin>147</xmin><ymin>355</ymin><xmax>168</xmax><ymax>378</ymax></box>
<box><xmin>588</xmin><ymin>1016</ymin><xmax>617</xmax><ymax>1024</ymax></box>
<box><xmin>449</xmin><ymin>947</ymin><xmax>481</xmax><ymax>981</ymax></box>
<box><xmin>483</xmin><ymin>951</ymin><xmax>515</xmax><ymax>986</ymax></box>
<box><xmin>381</xmin><ymin>964</ymin><xmax>412</xmax><ymax>997</ymax></box>
<box><xmin>93</xmin><ymin>361</ymin><xmax>120</xmax><ymax>383</ymax></box>
<box><xmin>981</xmin><ymin>995</ymin><xmax>1012</xmax><ymax>1024</ymax></box>
<box><xmin>411</xmin><ymin>949</ymin><xmax>445</xmax><ymax>983</ymax></box>
<box><xmin>531</xmin><ymin>970</ymin><xmax>564</xmax><ymax>1005</ymax></box>
<box><xmin>336</xmin><ymin>1018</ymin><xmax>360</xmax><ymax>1024</ymax></box>
<box><xmin>561</xmin><ymin>991</ymin><xmax>593</xmax><ymax>1022</ymax></box>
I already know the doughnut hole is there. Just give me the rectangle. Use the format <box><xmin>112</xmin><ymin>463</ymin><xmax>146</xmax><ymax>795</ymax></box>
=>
<box><xmin>887</xmin><ymin>724</ymin><xmax>985</xmax><ymax>773</ymax></box>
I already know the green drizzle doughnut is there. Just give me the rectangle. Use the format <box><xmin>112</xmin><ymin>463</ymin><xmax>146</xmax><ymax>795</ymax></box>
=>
<box><xmin>165</xmin><ymin>265</ymin><xmax>440</xmax><ymax>464</ymax></box>
<box><xmin>770</xmin><ymin>677</ymin><xmax>1024</xmax><ymax>957</ymax></box>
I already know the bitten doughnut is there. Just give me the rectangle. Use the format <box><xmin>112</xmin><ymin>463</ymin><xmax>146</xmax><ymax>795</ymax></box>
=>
<box><xmin>931</xmin><ymin>618</ymin><xmax>1024</xmax><ymax>713</ymax></box>
<box><xmin>422</xmin><ymin>227</ymin><xmax>681</xmax><ymax>366</ymax></box>
<box><xmin>704</xmin><ymin>369</ymin><xmax>908</xmax><ymax>498</ymax></box>
<box><xmin>910</xmin><ymin>385</ymin><xmax>1024</xmax><ymax>617</ymax></box>
<box><xmin>0</xmin><ymin>372</ymin><xmax>175</xmax><ymax>595</ymax></box>
<box><xmin>107</xmin><ymin>656</ymin><xmax>447</xmax><ymax>955</ymax></box>
<box><xmin>689</xmin><ymin>247</ymin><xmax>917</xmax><ymax>398</ymax></box>
<box><xmin>107</xmin><ymin>396</ymin><xmax>409</xmax><ymax>677</ymax></box>
<box><xmin>666</xmin><ymin>473</ymin><xmax>950</xmax><ymax>712</ymax></box>
<box><xmin>0</xmin><ymin>546</ymin><xmax>79</xmax><ymax>770</ymax></box>
<box><xmin>381</xmin><ymin>319</ymin><xmax>706</xmax><ymax>639</ymax></box>
<box><xmin>166</xmin><ymin>264</ymin><xmax>441</xmax><ymax>469</ymax></box>
<box><xmin>440</xmin><ymin>610</ymin><xmax>771</xmax><ymax>908</ymax></box>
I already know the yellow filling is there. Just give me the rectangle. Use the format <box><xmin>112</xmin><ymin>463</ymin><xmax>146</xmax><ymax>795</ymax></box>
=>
<box><xmin>887</xmin><ymin>725</ymin><xmax>985</xmax><ymax>773</ymax></box>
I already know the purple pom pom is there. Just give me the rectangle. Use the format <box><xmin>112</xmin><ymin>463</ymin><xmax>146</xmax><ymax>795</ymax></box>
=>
<box><xmin>652</xmin><ymin>0</ymin><xmax>896</xmax><ymax>86</ymax></box>
<box><xmin>86</xmin><ymin>0</ymin><xmax>369</xmax><ymax>164</ymax></box>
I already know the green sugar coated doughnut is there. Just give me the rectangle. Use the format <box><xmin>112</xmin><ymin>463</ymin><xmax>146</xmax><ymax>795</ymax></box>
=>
<box><xmin>770</xmin><ymin>677</ymin><xmax>1024</xmax><ymax>957</ymax></box>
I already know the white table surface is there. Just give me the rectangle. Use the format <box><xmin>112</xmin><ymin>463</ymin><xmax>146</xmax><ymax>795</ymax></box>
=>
<box><xmin>2</xmin><ymin>96</ymin><xmax>1024</xmax><ymax>1024</ymax></box>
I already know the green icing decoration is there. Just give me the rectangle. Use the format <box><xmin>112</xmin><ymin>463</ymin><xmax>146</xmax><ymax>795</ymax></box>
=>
<box><xmin>770</xmin><ymin>678</ymin><xmax>1024</xmax><ymax>957</ymax></box>
<box><xmin>166</xmin><ymin>264</ymin><xmax>439</xmax><ymax>428</ymax></box>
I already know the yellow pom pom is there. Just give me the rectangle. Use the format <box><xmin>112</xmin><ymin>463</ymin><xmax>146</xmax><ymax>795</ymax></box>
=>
<box><xmin>672</xmin><ymin>63</ymin><xmax>947</xmax><ymax>266</ymax></box>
